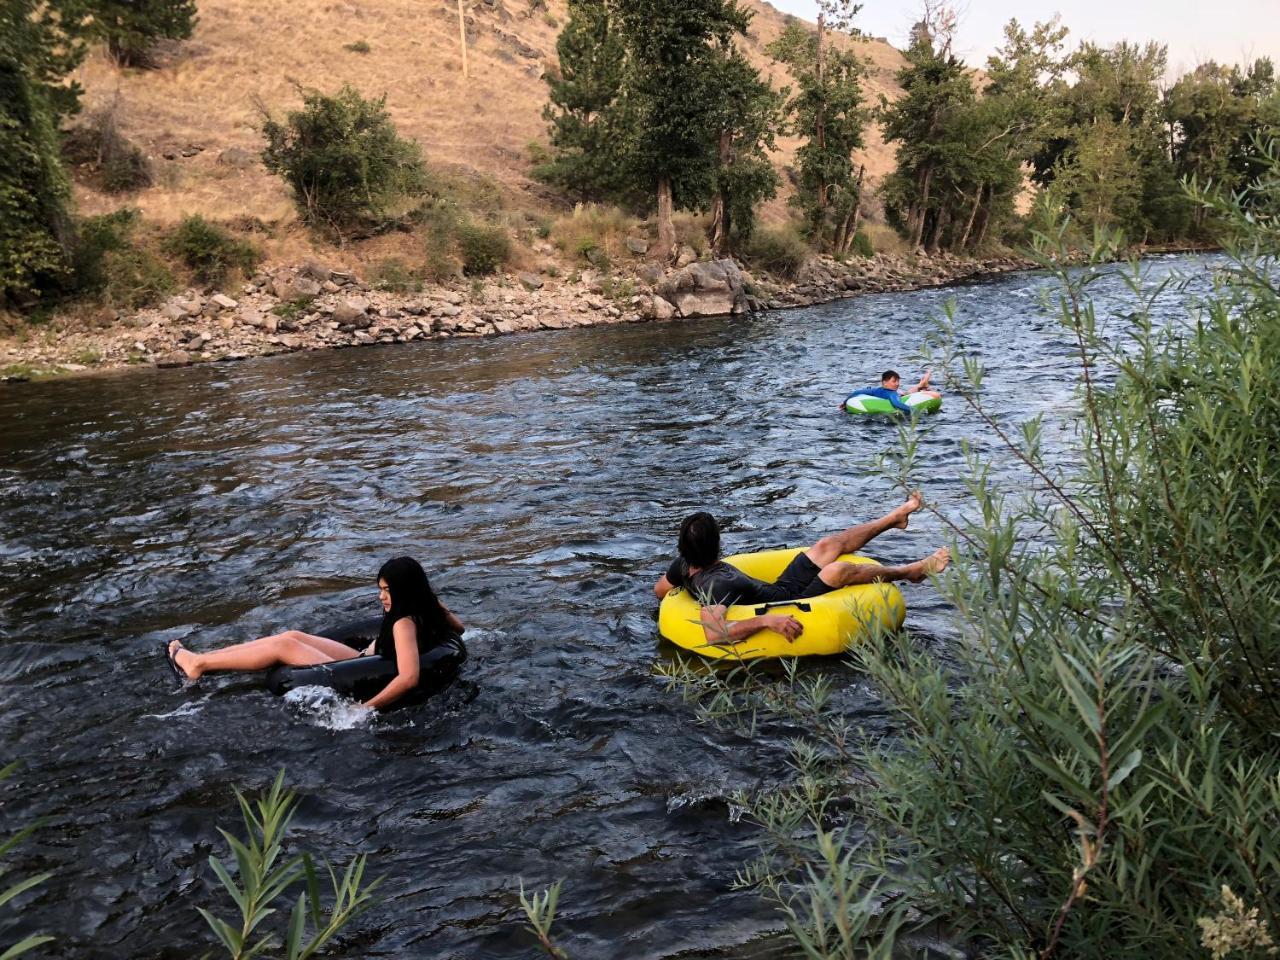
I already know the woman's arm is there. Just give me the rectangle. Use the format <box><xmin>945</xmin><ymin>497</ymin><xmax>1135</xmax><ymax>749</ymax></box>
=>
<box><xmin>440</xmin><ymin>602</ymin><xmax>465</xmax><ymax>635</ymax></box>
<box><xmin>363</xmin><ymin>619</ymin><xmax>421</xmax><ymax>710</ymax></box>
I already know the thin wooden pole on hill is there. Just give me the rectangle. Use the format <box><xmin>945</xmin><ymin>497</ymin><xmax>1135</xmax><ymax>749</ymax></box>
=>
<box><xmin>457</xmin><ymin>0</ymin><xmax>469</xmax><ymax>78</ymax></box>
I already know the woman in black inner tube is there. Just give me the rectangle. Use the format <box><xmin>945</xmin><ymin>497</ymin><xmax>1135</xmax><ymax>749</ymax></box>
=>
<box><xmin>164</xmin><ymin>557</ymin><xmax>464</xmax><ymax>710</ymax></box>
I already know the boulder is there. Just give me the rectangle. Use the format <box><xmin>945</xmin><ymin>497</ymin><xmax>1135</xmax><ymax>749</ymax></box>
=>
<box><xmin>160</xmin><ymin>301</ymin><xmax>190</xmax><ymax>322</ymax></box>
<box><xmin>272</xmin><ymin>276</ymin><xmax>322</xmax><ymax>301</ymax></box>
<box><xmin>647</xmin><ymin>295</ymin><xmax>677</xmax><ymax>321</ymax></box>
<box><xmin>209</xmin><ymin>293</ymin><xmax>238</xmax><ymax>311</ymax></box>
<box><xmin>655</xmin><ymin>258</ymin><xmax>748</xmax><ymax>318</ymax></box>
<box><xmin>637</xmin><ymin>263</ymin><xmax>664</xmax><ymax>285</ymax></box>
<box><xmin>300</xmin><ymin>261</ymin><xmax>332</xmax><ymax>282</ymax></box>
<box><xmin>517</xmin><ymin>272</ymin><xmax>544</xmax><ymax>291</ymax></box>
<box><xmin>332</xmin><ymin>297</ymin><xmax>372</xmax><ymax>327</ymax></box>
<box><xmin>217</xmin><ymin>147</ymin><xmax>256</xmax><ymax>169</ymax></box>
<box><xmin>156</xmin><ymin>350</ymin><xmax>193</xmax><ymax>367</ymax></box>
<box><xmin>626</xmin><ymin>236</ymin><xmax>649</xmax><ymax>255</ymax></box>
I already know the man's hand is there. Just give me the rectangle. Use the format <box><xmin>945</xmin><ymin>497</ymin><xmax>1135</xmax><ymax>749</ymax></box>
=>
<box><xmin>764</xmin><ymin>614</ymin><xmax>803</xmax><ymax>641</ymax></box>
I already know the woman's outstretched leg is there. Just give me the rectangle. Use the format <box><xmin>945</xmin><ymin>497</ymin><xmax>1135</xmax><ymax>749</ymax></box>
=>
<box><xmin>170</xmin><ymin>631</ymin><xmax>359</xmax><ymax>680</ymax></box>
<box><xmin>805</xmin><ymin>491</ymin><xmax>924</xmax><ymax>566</ymax></box>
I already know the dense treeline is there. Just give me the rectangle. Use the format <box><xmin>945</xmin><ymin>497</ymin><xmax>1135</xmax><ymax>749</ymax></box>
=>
<box><xmin>1</xmin><ymin>0</ymin><xmax>196</xmax><ymax>305</ymax></box>
<box><xmin>536</xmin><ymin>1</ymin><xmax>1280</xmax><ymax>261</ymax></box>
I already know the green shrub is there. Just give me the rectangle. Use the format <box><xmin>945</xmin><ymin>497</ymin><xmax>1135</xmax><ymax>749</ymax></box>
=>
<box><xmin>739</xmin><ymin>225</ymin><xmax>809</xmax><ymax>279</ymax></box>
<box><xmin>660</xmin><ymin>157</ymin><xmax>1280</xmax><ymax>960</ymax></box>
<box><xmin>342</xmin><ymin>40</ymin><xmax>371</xmax><ymax>54</ymax></box>
<box><xmin>1</xmin><ymin>762</ymin><xmax>53</xmax><ymax>959</ymax></box>
<box><xmin>370</xmin><ymin>257</ymin><xmax>424</xmax><ymax>293</ymax></box>
<box><xmin>62</xmin><ymin>104</ymin><xmax>153</xmax><ymax>193</ymax></box>
<box><xmin>162</xmin><ymin>214</ymin><xmax>260</xmax><ymax>286</ymax></box>
<box><xmin>849</xmin><ymin>229</ymin><xmax>873</xmax><ymax>258</ymax></box>
<box><xmin>198</xmin><ymin>772</ymin><xmax>380</xmax><ymax>959</ymax></box>
<box><xmin>455</xmin><ymin>220</ymin><xmax>510</xmax><ymax>276</ymax></box>
<box><xmin>550</xmin><ymin>203</ymin><xmax>635</xmax><ymax>266</ymax></box>
<box><xmin>70</xmin><ymin>209</ymin><xmax>174</xmax><ymax>307</ymax></box>
<box><xmin>260</xmin><ymin>84</ymin><xmax>427</xmax><ymax>234</ymax></box>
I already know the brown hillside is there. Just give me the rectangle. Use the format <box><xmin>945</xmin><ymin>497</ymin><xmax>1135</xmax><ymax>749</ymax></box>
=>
<box><xmin>70</xmin><ymin>0</ymin><xmax>908</xmax><ymax>247</ymax></box>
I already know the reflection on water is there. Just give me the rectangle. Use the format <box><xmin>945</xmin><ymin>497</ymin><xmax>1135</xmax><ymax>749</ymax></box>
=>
<box><xmin>0</xmin><ymin>254</ymin><xmax>1219</xmax><ymax>957</ymax></box>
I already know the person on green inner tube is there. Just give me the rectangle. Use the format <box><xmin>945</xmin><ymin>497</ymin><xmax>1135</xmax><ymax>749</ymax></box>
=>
<box><xmin>844</xmin><ymin>369</ymin><xmax>943</xmax><ymax>412</ymax></box>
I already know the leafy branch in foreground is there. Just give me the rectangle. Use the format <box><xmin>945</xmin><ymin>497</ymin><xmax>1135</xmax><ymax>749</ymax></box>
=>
<box><xmin>0</xmin><ymin>762</ymin><xmax>53</xmax><ymax>960</ymax></box>
<box><xmin>518</xmin><ymin>880</ymin><xmax>568</xmax><ymax>959</ymax></box>
<box><xmin>197</xmin><ymin>770</ymin><xmax>380</xmax><ymax>960</ymax></box>
<box><xmin>659</xmin><ymin>145</ymin><xmax>1280</xmax><ymax>959</ymax></box>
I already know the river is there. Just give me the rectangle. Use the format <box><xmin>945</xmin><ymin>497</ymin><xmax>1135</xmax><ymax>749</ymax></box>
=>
<box><xmin>0</xmin><ymin>253</ymin><xmax>1221</xmax><ymax>958</ymax></box>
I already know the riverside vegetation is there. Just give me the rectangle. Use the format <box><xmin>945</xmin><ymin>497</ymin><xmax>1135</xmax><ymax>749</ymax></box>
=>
<box><xmin>2</xmin><ymin>0</ymin><xmax>1277</xmax><ymax>377</ymax></box>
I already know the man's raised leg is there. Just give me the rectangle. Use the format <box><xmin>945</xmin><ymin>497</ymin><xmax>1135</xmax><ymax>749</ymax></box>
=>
<box><xmin>804</xmin><ymin>491</ymin><xmax>924</xmax><ymax>567</ymax></box>
<box><xmin>818</xmin><ymin>547</ymin><xmax>950</xmax><ymax>589</ymax></box>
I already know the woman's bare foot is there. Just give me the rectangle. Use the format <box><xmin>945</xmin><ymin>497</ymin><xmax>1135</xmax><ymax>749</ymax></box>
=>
<box><xmin>891</xmin><ymin>490</ymin><xmax>924</xmax><ymax>530</ymax></box>
<box><xmin>905</xmin><ymin>547</ymin><xmax>950</xmax><ymax>582</ymax></box>
<box><xmin>168</xmin><ymin>639</ymin><xmax>200</xmax><ymax>680</ymax></box>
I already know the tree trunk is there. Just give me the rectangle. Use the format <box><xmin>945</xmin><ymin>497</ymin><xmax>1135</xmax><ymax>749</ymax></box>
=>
<box><xmin>655</xmin><ymin>176</ymin><xmax>676</xmax><ymax>261</ymax></box>
<box><xmin>709</xmin><ymin>130</ymin><xmax>733</xmax><ymax>256</ymax></box>
<box><xmin>957</xmin><ymin>185</ymin><xmax>981</xmax><ymax>250</ymax></box>
<box><xmin>814</xmin><ymin>11</ymin><xmax>828</xmax><ymax>227</ymax></box>
<box><xmin>926</xmin><ymin>203</ymin><xmax>948</xmax><ymax>252</ymax></box>
<box><xmin>911</xmin><ymin>163</ymin><xmax>934</xmax><ymax>248</ymax></box>
<box><xmin>974</xmin><ymin>187</ymin><xmax>993</xmax><ymax>247</ymax></box>
<box><xmin>457</xmin><ymin>0</ymin><xmax>469</xmax><ymax>79</ymax></box>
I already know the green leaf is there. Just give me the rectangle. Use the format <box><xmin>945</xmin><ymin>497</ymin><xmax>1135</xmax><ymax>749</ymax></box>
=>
<box><xmin>1106</xmin><ymin>748</ymin><xmax>1143</xmax><ymax>791</ymax></box>
<box><xmin>0</xmin><ymin>934</ymin><xmax>56</xmax><ymax>960</ymax></box>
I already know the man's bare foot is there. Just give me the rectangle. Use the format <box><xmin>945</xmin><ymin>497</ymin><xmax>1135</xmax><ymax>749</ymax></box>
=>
<box><xmin>905</xmin><ymin>547</ymin><xmax>950</xmax><ymax>582</ymax></box>
<box><xmin>891</xmin><ymin>490</ymin><xmax>924</xmax><ymax>530</ymax></box>
<box><xmin>168</xmin><ymin>639</ymin><xmax>200</xmax><ymax>680</ymax></box>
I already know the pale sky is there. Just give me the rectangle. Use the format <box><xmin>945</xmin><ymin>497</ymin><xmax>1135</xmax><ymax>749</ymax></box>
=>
<box><xmin>768</xmin><ymin>0</ymin><xmax>1280</xmax><ymax>77</ymax></box>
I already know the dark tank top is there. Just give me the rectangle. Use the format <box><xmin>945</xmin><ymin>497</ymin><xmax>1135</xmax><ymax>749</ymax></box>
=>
<box><xmin>375</xmin><ymin>615</ymin><xmax>443</xmax><ymax>666</ymax></box>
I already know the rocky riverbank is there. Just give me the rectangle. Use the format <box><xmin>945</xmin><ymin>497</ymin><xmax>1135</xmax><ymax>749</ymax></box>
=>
<box><xmin>0</xmin><ymin>250</ymin><xmax>1035</xmax><ymax>382</ymax></box>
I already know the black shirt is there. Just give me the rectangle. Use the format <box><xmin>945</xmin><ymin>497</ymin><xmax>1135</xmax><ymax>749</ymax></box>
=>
<box><xmin>376</xmin><ymin>615</ymin><xmax>445</xmax><ymax>666</ymax></box>
<box><xmin>664</xmin><ymin>557</ymin><xmax>778</xmax><ymax>607</ymax></box>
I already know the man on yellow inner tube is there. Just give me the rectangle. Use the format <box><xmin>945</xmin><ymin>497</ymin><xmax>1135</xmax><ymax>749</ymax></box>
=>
<box><xmin>653</xmin><ymin>492</ymin><xmax>951</xmax><ymax>646</ymax></box>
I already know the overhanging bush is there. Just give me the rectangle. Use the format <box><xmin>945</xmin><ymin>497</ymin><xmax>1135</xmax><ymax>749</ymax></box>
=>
<box><xmin>162</xmin><ymin>214</ymin><xmax>260</xmax><ymax>286</ymax></box>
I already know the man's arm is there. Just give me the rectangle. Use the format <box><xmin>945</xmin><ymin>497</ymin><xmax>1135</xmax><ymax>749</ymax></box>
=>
<box><xmin>889</xmin><ymin>391</ymin><xmax>913</xmax><ymax>412</ymax></box>
<box><xmin>699</xmin><ymin>604</ymin><xmax>803</xmax><ymax>646</ymax></box>
<box><xmin>655</xmin><ymin>574</ymin><xmax>675</xmax><ymax>599</ymax></box>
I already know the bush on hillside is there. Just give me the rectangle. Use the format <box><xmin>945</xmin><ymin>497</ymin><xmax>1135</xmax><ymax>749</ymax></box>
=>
<box><xmin>260</xmin><ymin>84</ymin><xmax>427</xmax><ymax>235</ymax></box>
<box><xmin>550</xmin><ymin>203</ymin><xmax>636</xmax><ymax>267</ymax></box>
<box><xmin>62</xmin><ymin>103</ymin><xmax>152</xmax><ymax>193</ymax></box>
<box><xmin>162</xmin><ymin>214</ymin><xmax>260</xmax><ymax>286</ymax></box>
<box><xmin>455</xmin><ymin>220</ymin><xmax>511</xmax><ymax>276</ymax></box>
<box><xmin>70</xmin><ymin>209</ymin><xmax>174</xmax><ymax>308</ymax></box>
<box><xmin>849</xmin><ymin>229</ymin><xmax>873</xmax><ymax>258</ymax></box>
<box><xmin>95</xmin><ymin>0</ymin><xmax>198</xmax><ymax>68</ymax></box>
<box><xmin>739</xmin><ymin>225</ymin><xmax>808</xmax><ymax>279</ymax></box>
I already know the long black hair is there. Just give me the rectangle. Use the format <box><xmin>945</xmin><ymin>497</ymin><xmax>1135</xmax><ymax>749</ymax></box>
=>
<box><xmin>378</xmin><ymin>556</ymin><xmax>450</xmax><ymax>648</ymax></box>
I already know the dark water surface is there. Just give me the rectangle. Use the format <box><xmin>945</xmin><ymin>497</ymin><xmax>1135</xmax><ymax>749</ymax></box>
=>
<box><xmin>0</xmin><ymin>254</ymin><xmax>1220</xmax><ymax>958</ymax></box>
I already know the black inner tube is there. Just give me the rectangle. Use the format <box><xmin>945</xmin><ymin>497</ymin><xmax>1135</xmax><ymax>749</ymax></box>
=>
<box><xmin>264</xmin><ymin>616</ymin><xmax>467</xmax><ymax>705</ymax></box>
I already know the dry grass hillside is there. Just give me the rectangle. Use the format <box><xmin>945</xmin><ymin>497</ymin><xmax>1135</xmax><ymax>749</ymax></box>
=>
<box><xmin>70</xmin><ymin>0</ymin><xmax>909</xmax><ymax>260</ymax></box>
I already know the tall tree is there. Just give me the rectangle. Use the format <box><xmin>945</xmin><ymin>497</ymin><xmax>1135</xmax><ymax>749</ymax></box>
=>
<box><xmin>0</xmin><ymin>0</ymin><xmax>90</xmax><ymax>303</ymax></box>
<box><xmin>608</xmin><ymin>0</ymin><xmax>751</xmax><ymax>259</ymax></box>
<box><xmin>534</xmin><ymin>0</ymin><xmax>633</xmax><ymax>203</ymax></box>
<box><xmin>90</xmin><ymin>0</ymin><xmax>198</xmax><ymax>68</ymax></box>
<box><xmin>706</xmin><ymin>45</ymin><xmax>782</xmax><ymax>253</ymax></box>
<box><xmin>768</xmin><ymin>17</ymin><xmax>868</xmax><ymax>252</ymax></box>
<box><xmin>879</xmin><ymin>7</ymin><xmax>974</xmax><ymax>249</ymax></box>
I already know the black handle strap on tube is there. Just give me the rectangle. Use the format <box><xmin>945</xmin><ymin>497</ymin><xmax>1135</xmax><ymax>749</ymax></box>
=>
<box><xmin>753</xmin><ymin>601</ymin><xmax>812</xmax><ymax>615</ymax></box>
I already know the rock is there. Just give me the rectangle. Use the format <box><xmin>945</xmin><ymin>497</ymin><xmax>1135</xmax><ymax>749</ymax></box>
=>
<box><xmin>585</xmin><ymin>295</ymin><xmax>606</xmax><ymax>310</ymax></box>
<box><xmin>638</xmin><ymin>263</ymin><xmax>664</xmax><ymax>285</ymax></box>
<box><xmin>300</xmin><ymin>261</ymin><xmax>332</xmax><ymax>282</ymax></box>
<box><xmin>272</xmin><ymin>276</ymin><xmax>321</xmax><ymax>301</ymax></box>
<box><xmin>321</xmin><ymin>280</ymin><xmax>341</xmax><ymax>294</ymax></box>
<box><xmin>217</xmin><ymin>147</ymin><xmax>256</xmax><ymax>169</ymax></box>
<box><xmin>675</xmin><ymin>246</ymin><xmax>697</xmax><ymax>268</ymax></box>
<box><xmin>332</xmin><ymin>297</ymin><xmax>372</xmax><ymax>327</ymax></box>
<box><xmin>435</xmin><ymin>305</ymin><xmax>463</xmax><ymax>318</ymax></box>
<box><xmin>648</xmin><ymin>295</ymin><xmax>677</xmax><ymax>321</ymax></box>
<box><xmin>517</xmin><ymin>272</ymin><xmax>544</xmax><ymax>291</ymax></box>
<box><xmin>156</xmin><ymin>350</ymin><xmax>193</xmax><ymax>367</ymax></box>
<box><xmin>626</xmin><ymin>236</ymin><xmax>649</xmax><ymax>255</ymax></box>
<box><xmin>655</xmin><ymin>258</ymin><xmax>748</xmax><ymax>318</ymax></box>
<box><xmin>442</xmin><ymin>291</ymin><xmax>464</xmax><ymax>305</ymax></box>
<box><xmin>210</xmin><ymin>293</ymin><xmax>238</xmax><ymax>311</ymax></box>
<box><xmin>160</xmin><ymin>301</ymin><xmax>189</xmax><ymax>322</ymax></box>
<box><xmin>353</xmin><ymin>331</ymin><xmax>375</xmax><ymax>345</ymax></box>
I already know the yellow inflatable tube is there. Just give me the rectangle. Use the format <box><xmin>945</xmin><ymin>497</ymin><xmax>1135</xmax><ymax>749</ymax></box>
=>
<box><xmin>657</xmin><ymin>548</ymin><xmax>906</xmax><ymax>660</ymax></box>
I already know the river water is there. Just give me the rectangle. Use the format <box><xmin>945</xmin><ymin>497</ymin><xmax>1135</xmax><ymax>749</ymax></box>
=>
<box><xmin>0</xmin><ymin>254</ymin><xmax>1220</xmax><ymax>958</ymax></box>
